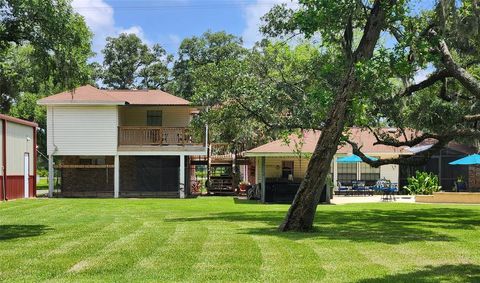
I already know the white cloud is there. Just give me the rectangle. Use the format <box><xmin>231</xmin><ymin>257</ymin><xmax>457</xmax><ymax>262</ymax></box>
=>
<box><xmin>241</xmin><ymin>0</ymin><xmax>297</xmax><ymax>47</ymax></box>
<box><xmin>72</xmin><ymin>0</ymin><xmax>153</xmax><ymax>61</ymax></box>
<box><xmin>117</xmin><ymin>25</ymin><xmax>152</xmax><ymax>46</ymax></box>
<box><xmin>72</xmin><ymin>0</ymin><xmax>115</xmax><ymax>55</ymax></box>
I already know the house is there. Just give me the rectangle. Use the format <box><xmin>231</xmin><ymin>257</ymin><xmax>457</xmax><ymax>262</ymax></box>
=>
<box><xmin>244</xmin><ymin>128</ymin><xmax>413</xmax><ymax>203</ymax></box>
<box><xmin>0</xmin><ymin>114</ymin><xmax>37</xmax><ymax>201</ymax></box>
<box><xmin>37</xmin><ymin>85</ymin><xmax>207</xmax><ymax>198</ymax></box>
<box><xmin>400</xmin><ymin>141</ymin><xmax>479</xmax><ymax>191</ymax></box>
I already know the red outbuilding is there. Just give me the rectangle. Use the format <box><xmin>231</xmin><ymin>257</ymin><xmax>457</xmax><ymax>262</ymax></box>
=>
<box><xmin>0</xmin><ymin>114</ymin><xmax>37</xmax><ymax>201</ymax></box>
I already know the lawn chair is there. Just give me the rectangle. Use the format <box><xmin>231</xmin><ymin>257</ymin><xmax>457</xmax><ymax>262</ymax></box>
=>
<box><xmin>336</xmin><ymin>181</ymin><xmax>350</xmax><ymax>196</ymax></box>
<box><xmin>352</xmin><ymin>180</ymin><xmax>366</xmax><ymax>196</ymax></box>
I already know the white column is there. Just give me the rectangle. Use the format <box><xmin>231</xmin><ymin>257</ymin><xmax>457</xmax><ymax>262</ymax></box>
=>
<box><xmin>179</xmin><ymin>155</ymin><xmax>185</xmax><ymax>199</ymax></box>
<box><xmin>114</xmin><ymin>155</ymin><xmax>119</xmax><ymax>198</ymax></box>
<box><xmin>260</xmin><ymin>156</ymin><xmax>266</xmax><ymax>203</ymax></box>
<box><xmin>48</xmin><ymin>155</ymin><xmax>54</xmax><ymax>198</ymax></box>
<box><xmin>333</xmin><ymin>157</ymin><xmax>338</xmax><ymax>189</ymax></box>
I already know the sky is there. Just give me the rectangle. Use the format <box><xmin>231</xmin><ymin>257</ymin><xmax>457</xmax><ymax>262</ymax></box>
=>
<box><xmin>71</xmin><ymin>0</ymin><xmax>292</xmax><ymax>61</ymax></box>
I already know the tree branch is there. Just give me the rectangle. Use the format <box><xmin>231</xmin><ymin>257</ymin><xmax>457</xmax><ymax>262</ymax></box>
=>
<box><xmin>399</xmin><ymin>69</ymin><xmax>452</xmax><ymax>97</ymax></box>
<box><xmin>464</xmin><ymin>114</ymin><xmax>480</xmax><ymax>122</ymax></box>
<box><xmin>430</xmin><ymin>29</ymin><xmax>480</xmax><ymax>99</ymax></box>
<box><xmin>347</xmin><ymin>128</ymin><xmax>480</xmax><ymax>167</ymax></box>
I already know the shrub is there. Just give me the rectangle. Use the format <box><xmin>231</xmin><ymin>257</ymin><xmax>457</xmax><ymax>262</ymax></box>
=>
<box><xmin>404</xmin><ymin>171</ymin><xmax>442</xmax><ymax>195</ymax></box>
<box><xmin>38</xmin><ymin>169</ymin><xmax>48</xmax><ymax>177</ymax></box>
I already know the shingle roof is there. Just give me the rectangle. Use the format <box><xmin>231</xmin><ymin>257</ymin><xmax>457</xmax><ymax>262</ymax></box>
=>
<box><xmin>37</xmin><ymin>85</ymin><xmax>191</xmax><ymax>106</ymax></box>
<box><xmin>245</xmin><ymin>128</ymin><xmax>417</xmax><ymax>156</ymax></box>
<box><xmin>106</xmin><ymin>89</ymin><xmax>190</xmax><ymax>105</ymax></box>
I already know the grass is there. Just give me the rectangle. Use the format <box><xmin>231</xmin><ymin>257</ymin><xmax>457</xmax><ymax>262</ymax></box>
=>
<box><xmin>36</xmin><ymin>178</ymin><xmax>48</xmax><ymax>190</ymax></box>
<box><xmin>0</xmin><ymin>197</ymin><xmax>479</xmax><ymax>282</ymax></box>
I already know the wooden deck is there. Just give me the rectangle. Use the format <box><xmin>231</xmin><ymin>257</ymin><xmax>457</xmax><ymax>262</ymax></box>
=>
<box><xmin>118</xmin><ymin>126</ymin><xmax>203</xmax><ymax>146</ymax></box>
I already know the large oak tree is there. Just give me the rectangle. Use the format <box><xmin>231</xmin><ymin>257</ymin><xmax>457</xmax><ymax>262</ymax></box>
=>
<box><xmin>256</xmin><ymin>0</ymin><xmax>480</xmax><ymax>231</ymax></box>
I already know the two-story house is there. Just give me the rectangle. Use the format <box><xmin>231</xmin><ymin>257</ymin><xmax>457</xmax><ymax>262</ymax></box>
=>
<box><xmin>38</xmin><ymin>85</ymin><xmax>207</xmax><ymax>198</ymax></box>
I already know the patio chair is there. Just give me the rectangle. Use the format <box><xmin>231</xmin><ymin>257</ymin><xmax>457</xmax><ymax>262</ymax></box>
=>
<box><xmin>352</xmin><ymin>180</ymin><xmax>367</xmax><ymax>196</ymax></box>
<box><xmin>336</xmin><ymin>181</ymin><xmax>350</xmax><ymax>196</ymax></box>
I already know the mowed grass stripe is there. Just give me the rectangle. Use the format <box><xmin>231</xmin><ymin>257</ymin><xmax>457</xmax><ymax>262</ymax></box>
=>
<box><xmin>191</xmin><ymin>220</ymin><xmax>262</xmax><ymax>282</ymax></box>
<box><xmin>2</xmin><ymin>219</ymin><xmax>143</xmax><ymax>281</ymax></box>
<box><xmin>250</xmin><ymin>233</ymin><xmax>325</xmax><ymax>282</ymax></box>
<box><xmin>64</xmin><ymin>222</ymin><xmax>176</xmax><ymax>282</ymax></box>
<box><xmin>126</xmin><ymin>222</ymin><xmax>208</xmax><ymax>281</ymax></box>
<box><xmin>1</xmin><ymin>198</ymin><xmax>480</xmax><ymax>282</ymax></box>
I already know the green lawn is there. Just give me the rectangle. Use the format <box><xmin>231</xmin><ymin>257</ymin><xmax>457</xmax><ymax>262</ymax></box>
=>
<box><xmin>0</xmin><ymin>198</ymin><xmax>479</xmax><ymax>282</ymax></box>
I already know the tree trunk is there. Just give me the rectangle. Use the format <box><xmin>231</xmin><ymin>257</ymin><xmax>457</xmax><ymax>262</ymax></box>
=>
<box><xmin>279</xmin><ymin>0</ymin><xmax>391</xmax><ymax>232</ymax></box>
<box><xmin>278</xmin><ymin>69</ymin><xmax>358</xmax><ymax>232</ymax></box>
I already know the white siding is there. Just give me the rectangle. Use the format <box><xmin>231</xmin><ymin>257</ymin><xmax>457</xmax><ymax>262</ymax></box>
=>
<box><xmin>264</xmin><ymin>157</ymin><xmax>311</xmax><ymax>179</ymax></box>
<box><xmin>47</xmin><ymin>106</ymin><xmax>118</xmax><ymax>155</ymax></box>
<box><xmin>6</xmin><ymin>122</ymin><xmax>34</xmax><ymax>175</ymax></box>
<box><xmin>380</xmin><ymin>164</ymin><xmax>399</xmax><ymax>184</ymax></box>
<box><xmin>118</xmin><ymin>106</ymin><xmax>191</xmax><ymax>127</ymax></box>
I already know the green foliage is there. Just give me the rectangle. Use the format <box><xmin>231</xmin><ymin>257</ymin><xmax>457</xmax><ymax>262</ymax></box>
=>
<box><xmin>171</xmin><ymin>30</ymin><xmax>245</xmax><ymax>100</ymax></box>
<box><xmin>404</xmin><ymin>171</ymin><xmax>442</xmax><ymax>195</ymax></box>
<box><xmin>101</xmin><ymin>33</ymin><xmax>172</xmax><ymax>89</ymax></box>
<box><xmin>0</xmin><ymin>0</ymin><xmax>94</xmax><ymax>91</ymax></box>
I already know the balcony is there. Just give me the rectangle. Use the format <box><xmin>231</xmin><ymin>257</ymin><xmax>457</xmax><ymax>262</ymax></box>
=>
<box><xmin>118</xmin><ymin>126</ymin><xmax>205</xmax><ymax>152</ymax></box>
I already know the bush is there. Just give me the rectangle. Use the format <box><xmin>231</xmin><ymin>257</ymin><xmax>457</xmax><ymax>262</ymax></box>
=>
<box><xmin>38</xmin><ymin>169</ymin><xmax>48</xmax><ymax>177</ymax></box>
<box><xmin>404</xmin><ymin>171</ymin><xmax>441</xmax><ymax>195</ymax></box>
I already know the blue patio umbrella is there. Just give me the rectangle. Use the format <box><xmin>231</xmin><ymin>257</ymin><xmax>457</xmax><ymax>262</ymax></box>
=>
<box><xmin>449</xmin><ymin>154</ymin><xmax>480</xmax><ymax>165</ymax></box>
<box><xmin>337</xmin><ymin>154</ymin><xmax>378</xmax><ymax>163</ymax></box>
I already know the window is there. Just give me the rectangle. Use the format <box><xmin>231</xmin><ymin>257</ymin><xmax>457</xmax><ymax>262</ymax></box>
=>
<box><xmin>359</xmin><ymin>160</ymin><xmax>380</xmax><ymax>182</ymax></box>
<box><xmin>147</xmin><ymin>110</ymin><xmax>162</xmax><ymax>126</ymax></box>
<box><xmin>281</xmin><ymin>161</ymin><xmax>294</xmax><ymax>179</ymax></box>
<box><xmin>337</xmin><ymin>162</ymin><xmax>357</xmax><ymax>185</ymax></box>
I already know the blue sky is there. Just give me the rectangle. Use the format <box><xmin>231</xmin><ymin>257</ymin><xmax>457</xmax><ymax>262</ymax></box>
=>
<box><xmin>72</xmin><ymin>0</ymin><xmax>290</xmax><ymax>61</ymax></box>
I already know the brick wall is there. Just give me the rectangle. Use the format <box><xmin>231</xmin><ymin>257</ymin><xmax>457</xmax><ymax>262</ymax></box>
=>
<box><xmin>60</xmin><ymin>156</ymin><xmax>114</xmax><ymax>197</ymax></box>
<box><xmin>469</xmin><ymin>165</ymin><xmax>480</xmax><ymax>191</ymax></box>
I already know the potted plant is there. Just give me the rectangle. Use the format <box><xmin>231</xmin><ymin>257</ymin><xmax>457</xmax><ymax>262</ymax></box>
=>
<box><xmin>238</xmin><ymin>181</ymin><xmax>250</xmax><ymax>195</ymax></box>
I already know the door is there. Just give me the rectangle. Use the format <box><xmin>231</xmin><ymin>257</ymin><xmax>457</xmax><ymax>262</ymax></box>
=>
<box><xmin>24</xmin><ymin>152</ymin><xmax>29</xmax><ymax>198</ymax></box>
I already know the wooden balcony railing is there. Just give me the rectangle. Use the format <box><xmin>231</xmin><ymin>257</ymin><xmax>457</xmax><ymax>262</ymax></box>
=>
<box><xmin>118</xmin><ymin>126</ymin><xmax>203</xmax><ymax>146</ymax></box>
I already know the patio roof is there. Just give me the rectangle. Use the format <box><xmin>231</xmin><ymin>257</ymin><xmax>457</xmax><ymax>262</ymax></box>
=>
<box><xmin>245</xmin><ymin>128</ymin><xmax>416</xmax><ymax>157</ymax></box>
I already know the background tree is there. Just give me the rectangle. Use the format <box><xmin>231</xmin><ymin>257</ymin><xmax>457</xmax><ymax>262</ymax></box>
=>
<box><xmin>249</xmin><ymin>0</ymin><xmax>480</xmax><ymax>232</ymax></box>
<box><xmin>101</xmin><ymin>33</ymin><xmax>172</xmax><ymax>90</ymax></box>
<box><xmin>0</xmin><ymin>0</ymin><xmax>93</xmax><ymax>111</ymax></box>
<box><xmin>171</xmin><ymin>31</ymin><xmax>245</xmax><ymax>99</ymax></box>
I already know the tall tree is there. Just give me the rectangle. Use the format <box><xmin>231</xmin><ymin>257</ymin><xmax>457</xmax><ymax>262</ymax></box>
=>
<box><xmin>258</xmin><ymin>0</ymin><xmax>480</xmax><ymax>231</ymax></box>
<box><xmin>0</xmin><ymin>0</ymin><xmax>93</xmax><ymax>111</ymax></box>
<box><xmin>171</xmin><ymin>31</ymin><xmax>245</xmax><ymax>99</ymax></box>
<box><xmin>262</xmin><ymin>0</ymin><xmax>400</xmax><ymax>231</ymax></box>
<box><xmin>101</xmin><ymin>33</ymin><xmax>171</xmax><ymax>90</ymax></box>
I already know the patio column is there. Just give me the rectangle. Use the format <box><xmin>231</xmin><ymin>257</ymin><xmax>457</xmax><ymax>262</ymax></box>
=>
<box><xmin>261</xmin><ymin>156</ymin><xmax>266</xmax><ymax>203</ymax></box>
<box><xmin>333</xmin><ymin>157</ymin><xmax>338</xmax><ymax>189</ymax></box>
<box><xmin>114</xmin><ymin>155</ymin><xmax>119</xmax><ymax>198</ymax></box>
<box><xmin>48</xmin><ymin>155</ymin><xmax>54</xmax><ymax>198</ymax></box>
<box><xmin>179</xmin><ymin>155</ymin><xmax>185</xmax><ymax>199</ymax></box>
